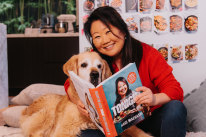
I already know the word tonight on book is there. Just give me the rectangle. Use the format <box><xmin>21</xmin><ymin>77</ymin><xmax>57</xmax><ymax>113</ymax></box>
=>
<box><xmin>111</xmin><ymin>92</ymin><xmax>139</xmax><ymax>116</ymax></box>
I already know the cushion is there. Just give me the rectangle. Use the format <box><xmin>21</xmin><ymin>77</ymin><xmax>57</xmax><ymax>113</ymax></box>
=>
<box><xmin>2</xmin><ymin>106</ymin><xmax>27</xmax><ymax>128</ymax></box>
<box><xmin>184</xmin><ymin>79</ymin><xmax>206</xmax><ymax>132</ymax></box>
<box><xmin>0</xmin><ymin>126</ymin><xmax>24</xmax><ymax>137</ymax></box>
<box><xmin>11</xmin><ymin>84</ymin><xmax>65</xmax><ymax>105</ymax></box>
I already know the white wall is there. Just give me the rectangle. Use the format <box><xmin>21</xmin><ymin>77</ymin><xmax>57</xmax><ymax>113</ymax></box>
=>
<box><xmin>137</xmin><ymin>0</ymin><xmax>206</xmax><ymax>95</ymax></box>
<box><xmin>176</xmin><ymin>0</ymin><xmax>206</xmax><ymax>95</ymax></box>
<box><xmin>0</xmin><ymin>23</ymin><xmax>9</xmax><ymax>109</ymax></box>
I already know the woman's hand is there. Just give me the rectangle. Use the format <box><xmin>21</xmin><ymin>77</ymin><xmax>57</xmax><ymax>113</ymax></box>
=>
<box><xmin>76</xmin><ymin>100</ymin><xmax>90</xmax><ymax>118</ymax></box>
<box><xmin>134</xmin><ymin>86</ymin><xmax>156</xmax><ymax>106</ymax></box>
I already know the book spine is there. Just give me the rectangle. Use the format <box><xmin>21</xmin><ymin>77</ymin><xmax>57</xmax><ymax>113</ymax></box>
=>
<box><xmin>89</xmin><ymin>85</ymin><xmax>117</xmax><ymax>137</ymax></box>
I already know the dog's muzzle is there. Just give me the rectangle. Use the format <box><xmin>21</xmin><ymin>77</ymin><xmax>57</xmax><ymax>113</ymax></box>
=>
<box><xmin>90</xmin><ymin>70</ymin><xmax>99</xmax><ymax>87</ymax></box>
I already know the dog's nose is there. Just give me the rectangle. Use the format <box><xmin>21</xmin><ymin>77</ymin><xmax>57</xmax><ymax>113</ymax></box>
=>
<box><xmin>90</xmin><ymin>71</ymin><xmax>99</xmax><ymax>78</ymax></box>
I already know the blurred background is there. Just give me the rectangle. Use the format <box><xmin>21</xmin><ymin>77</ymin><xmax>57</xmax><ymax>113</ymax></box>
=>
<box><xmin>0</xmin><ymin>0</ymin><xmax>76</xmax><ymax>34</ymax></box>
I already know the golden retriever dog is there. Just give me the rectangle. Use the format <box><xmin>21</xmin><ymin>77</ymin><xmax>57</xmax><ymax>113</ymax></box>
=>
<box><xmin>20</xmin><ymin>51</ymin><xmax>152</xmax><ymax>137</ymax></box>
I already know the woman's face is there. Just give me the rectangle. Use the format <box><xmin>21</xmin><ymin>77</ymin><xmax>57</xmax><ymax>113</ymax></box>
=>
<box><xmin>117</xmin><ymin>81</ymin><xmax>128</xmax><ymax>97</ymax></box>
<box><xmin>90</xmin><ymin>20</ymin><xmax>125</xmax><ymax>57</ymax></box>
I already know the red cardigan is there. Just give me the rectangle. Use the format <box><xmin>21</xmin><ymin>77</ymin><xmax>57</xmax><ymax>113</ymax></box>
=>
<box><xmin>64</xmin><ymin>43</ymin><xmax>183</xmax><ymax>112</ymax></box>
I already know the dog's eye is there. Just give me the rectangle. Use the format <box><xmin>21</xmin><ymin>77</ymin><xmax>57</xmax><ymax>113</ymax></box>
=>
<box><xmin>97</xmin><ymin>64</ymin><xmax>102</xmax><ymax>69</ymax></box>
<box><xmin>81</xmin><ymin>63</ymin><xmax>88</xmax><ymax>68</ymax></box>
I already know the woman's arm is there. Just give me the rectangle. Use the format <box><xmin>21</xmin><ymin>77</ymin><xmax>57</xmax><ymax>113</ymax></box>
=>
<box><xmin>135</xmin><ymin>44</ymin><xmax>183</xmax><ymax>106</ymax></box>
<box><xmin>147</xmin><ymin>47</ymin><xmax>184</xmax><ymax>102</ymax></box>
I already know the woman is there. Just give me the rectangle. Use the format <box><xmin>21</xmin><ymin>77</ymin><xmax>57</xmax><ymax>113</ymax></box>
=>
<box><xmin>115</xmin><ymin>77</ymin><xmax>132</xmax><ymax>105</ymax></box>
<box><xmin>64</xmin><ymin>6</ymin><xmax>187</xmax><ymax>137</ymax></box>
<box><xmin>113</xmin><ymin>77</ymin><xmax>133</xmax><ymax>122</ymax></box>
<box><xmin>114</xmin><ymin>77</ymin><xmax>151</xmax><ymax>120</ymax></box>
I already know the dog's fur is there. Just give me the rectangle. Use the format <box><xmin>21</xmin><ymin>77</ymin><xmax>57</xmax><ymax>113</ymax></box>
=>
<box><xmin>20</xmin><ymin>52</ymin><xmax>152</xmax><ymax>137</ymax></box>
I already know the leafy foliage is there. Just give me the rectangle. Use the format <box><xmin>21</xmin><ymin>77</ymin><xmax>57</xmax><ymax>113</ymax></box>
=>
<box><xmin>0</xmin><ymin>0</ymin><xmax>14</xmax><ymax>15</ymax></box>
<box><xmin>0</xmin><ymin>0</ymin><xmax>76</xmax><ymax>34</ymax></box>
<box><xmin>63</xmin><ymin>0</ymin><xmax>76</xmax><ymax>14</ymax></box>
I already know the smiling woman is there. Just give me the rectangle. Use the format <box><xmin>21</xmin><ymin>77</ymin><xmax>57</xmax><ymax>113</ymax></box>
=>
<box><xmin>73</xmin><ymin>6</ymin><xmax>187</xmax><ymax>137</ymax></box>
<box><xmin>90</xmin><ymin>20</ymin><xmax>125</xmax><ymax>58</ymax></box>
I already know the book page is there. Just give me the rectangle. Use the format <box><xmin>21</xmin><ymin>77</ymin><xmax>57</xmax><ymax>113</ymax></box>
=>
<box><xmin>68</xmin><ymin>71</ymin><xmax>104</xmax><ymax>133</ymax></box>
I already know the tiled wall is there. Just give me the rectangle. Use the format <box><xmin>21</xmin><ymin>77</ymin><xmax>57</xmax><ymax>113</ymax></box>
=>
<box><xmin>0</xmin><ymin>23</ymin><xmax>8</xmax><ymax>109</ymax></box>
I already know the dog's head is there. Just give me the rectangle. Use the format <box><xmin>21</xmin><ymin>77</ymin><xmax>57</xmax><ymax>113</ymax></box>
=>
<box><xmin>63</xmin><ymin>52</ymin><xmax>112</xmax><ymax>86</ymax></box>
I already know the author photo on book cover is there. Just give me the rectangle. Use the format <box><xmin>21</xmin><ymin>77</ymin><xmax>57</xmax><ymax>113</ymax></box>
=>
<box><xmin>64</xmin><ymin>6</ymin><xmax>187</xmax><ymax>137</ymax></box>
<box><xmin>112</xmin><ymin>77</ymin><xmax>149</xmax><ymax>130</ymax></box>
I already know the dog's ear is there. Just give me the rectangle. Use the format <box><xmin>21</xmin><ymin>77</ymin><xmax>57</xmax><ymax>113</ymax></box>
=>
<box><xmin>102</xmin><ymin>59</ymin><xmax>112</xmax><ymax>81</ymax></box>
<box><xmin>63</xmin><ymin>55</ymin><xmax>78</xmax><ymax>76</ymax></box>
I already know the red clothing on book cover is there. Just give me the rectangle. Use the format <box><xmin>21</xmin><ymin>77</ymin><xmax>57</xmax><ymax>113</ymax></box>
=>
<box><xmin>64</xmin><ymin>43</ymin><xmax>183</xmax><ymax>112</ymax></box>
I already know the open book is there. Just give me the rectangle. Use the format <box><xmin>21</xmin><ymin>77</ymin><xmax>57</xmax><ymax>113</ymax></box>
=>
<box><xmin>69</xmin><ymin>63</ymin><xmax>151</xmax><ymax>137</ymax></box>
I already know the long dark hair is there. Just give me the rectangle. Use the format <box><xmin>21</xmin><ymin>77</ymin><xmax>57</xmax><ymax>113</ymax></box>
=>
<box><xmin>115</xmin><ymin>77</ymin><xmax>132</xmax><ymax>105</ymax></box>
<box><xmin>84</xmin><ymin>6</ymin><xmax>143</xmax><ymax>73</ymax></box>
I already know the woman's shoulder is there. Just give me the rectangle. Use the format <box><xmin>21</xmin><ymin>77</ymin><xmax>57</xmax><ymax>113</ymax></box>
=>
<box><xmin>140</xmin><ymin>42</ymin><xmax>168</xmax><ymax>66</ymax></box>
<box><xmin>140</xmin><ymin>42</ymin><xmax>160</xmax><ymax>56</ymax></box>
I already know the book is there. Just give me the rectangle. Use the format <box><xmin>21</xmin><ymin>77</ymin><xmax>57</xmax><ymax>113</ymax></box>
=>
<box><xmin>69</xmin><ymin>63</ymin><xmax>151</xmax><ymax>137</ymax></box>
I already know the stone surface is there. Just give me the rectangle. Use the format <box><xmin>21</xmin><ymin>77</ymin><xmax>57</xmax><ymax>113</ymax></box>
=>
<box><xmin>0</xmin><ymin>23</ymin><xmax>8</xmax><ymax>109</ymax></box>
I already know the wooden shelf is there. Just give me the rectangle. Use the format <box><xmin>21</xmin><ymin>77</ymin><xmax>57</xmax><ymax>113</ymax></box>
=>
<box><xmin>7</xmin><ymin>32</ymin><xmax>79</xmax><ymax>38</ymax></box>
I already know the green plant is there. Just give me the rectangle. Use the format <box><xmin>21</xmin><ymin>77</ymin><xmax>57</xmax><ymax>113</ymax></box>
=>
<box><xmin>44</xmin><ymin>0</ymin><xmax>47</xmax><ymax>14</ymax></box>
<box><xmin>0</xmin><ymin>0</ymin><xmax>14</xmax><ymax>16</ymax></box>
<box><xmin>63</xmin><ymin>0</ymin><xmax>76</xmax><ymax>14</ymax></box>
<box><xmin>1</xmin><ymin>0</ymin><xmax>76</xmax><ymax>34</ymax></box>
<box><xmin>19</xmin><ymin>0</ymin><xmax>24</xmax><ymax>24</ymax></box>
<box><xmin>4</xmin><ymin>17</ymin><xmax>18</xmax><ymax>33</ymax></box>
<box><xmin>38</xmin><ymin>0</ymin><xmax>43</xmax><ymax>19</ymax></box>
